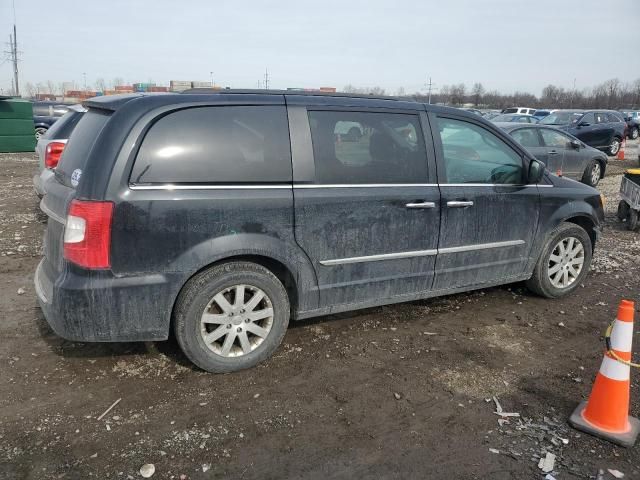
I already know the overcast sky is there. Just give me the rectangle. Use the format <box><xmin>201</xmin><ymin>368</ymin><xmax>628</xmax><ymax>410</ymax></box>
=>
<box><xmin>1</xmin><ymin>0</ymin><xmax>638</xmax><ymax>95</ymax></box>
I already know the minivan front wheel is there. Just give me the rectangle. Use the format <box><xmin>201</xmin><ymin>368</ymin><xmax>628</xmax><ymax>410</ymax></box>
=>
<box><xmin>526</xmin><ymin>223</ymin><xmax>592</xmax><ymax>298</ymax></box>
<box><xmin>174</xmin><ymin>261</ymin><xmax>290</xmax><ymax>373</ymax></box>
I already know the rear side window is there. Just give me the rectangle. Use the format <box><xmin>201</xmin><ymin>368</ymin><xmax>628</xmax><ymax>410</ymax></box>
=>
<box><xmin>43</xmin><ymin>110</ymin><xmax>84</xmax><ymax>140</ymax></box>
<box><xmin>307</xmin><ymin>110</ymin><xmax>428</xmax><ymax>184</ymax></box>
<box><xmin>595</xmin><ymin>112</ymin><xmax>608</xmax><ymax>124</ymax></box>
<box><xmin>130</xmin><ymin>106</ymin><xmax>291</xmax><ymax>184</ymax></box>
<box><xmin>503</xmin><ymin>108</ymin><xmax>518</xmax><ymax>114</ymax></box>
<box><xmin>56</xmin><ymin>109</ymin><xmax>111</xmax><ymax>184</ymax></box>
<box><xmin>607</xmin><ymin>112</ymin><xmax>623</xmax><ymax>122</ymax></box>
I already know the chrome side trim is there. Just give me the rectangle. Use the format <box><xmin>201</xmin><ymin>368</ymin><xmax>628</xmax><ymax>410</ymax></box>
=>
<box><xmin>295</xmin><ymin>183</ymin><xmax>438</xmax><ymax>188</ymax></box>
<box><xmin>438</xmin><ymin>239</ymin><xmax>525</xmax><ymax>254</ymax></box>
<box><xmin>128</xmin><ymin>183</ymin><xmax>553</xmax><ymax>191</ymax></box>
<box><xmin>319</xmin><ymin>249</ymin><xmax>438</xmax><ymax>266</ymax></box>
<box><xmin>40</xmin><ymin>199</ymin><xmax>66</xmax><ymax>225</ymax></box>
<box><xmin>320</xmin><ymin>240</ymin><xmax>526</xmax><ymax>266</ymax></box>
<box><xmin>129</xmin><ymin>184</ymin><xmax>292</xmax><ymax>190</ymax></box>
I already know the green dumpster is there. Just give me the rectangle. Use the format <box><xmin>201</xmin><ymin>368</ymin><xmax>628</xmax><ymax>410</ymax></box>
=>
<box><xmin>0</xmin><ymin>97</ymin><xmax>36</xmax><ymax>153</ymax></box>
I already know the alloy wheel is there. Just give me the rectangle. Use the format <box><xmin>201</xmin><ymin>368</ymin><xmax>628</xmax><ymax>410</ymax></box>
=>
<box><xmin>200</xmin><ymin>284</ymin><xmax>274</xmax><ymax>357</ymax></box>
<box><xmin>591</xmin><ymin>163</ymin><xmax>601</xmax><ymax>185</ymax></box>
<box><xmin>610</xmin><ymin>139</ymin><xmax>620</xmax><ymax>155</ymax></box>
<box><xmin>547</xmin><ymin>237</ymin><xmax>585</xmax><ymax>289</ymax></box>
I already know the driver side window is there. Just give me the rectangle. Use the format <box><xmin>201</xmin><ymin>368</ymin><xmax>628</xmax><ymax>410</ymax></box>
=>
<box><xmin>436</xmin><ymin>117</ymin><xmax>524</xmax><ymax>184</ymax></box>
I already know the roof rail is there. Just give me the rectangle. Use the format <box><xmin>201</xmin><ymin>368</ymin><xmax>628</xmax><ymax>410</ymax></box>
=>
<box><xmin>180</xmin><ymin>88</ymin><xmax>408</xmax><ymax>102</ymax></box>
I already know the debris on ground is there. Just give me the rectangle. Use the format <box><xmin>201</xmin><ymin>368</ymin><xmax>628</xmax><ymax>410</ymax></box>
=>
<box><xmin>96</xmin><ymin>398</ymin><xmax>122</xmax><ymax>421</ymax></box>
<box><xmin>538</xmin><ymin>452</ymin><xmax>556</xmax><ymax>473</ymax></box>
<box><xmin>608</xmin><ymin>469</ymin><xmax>625</xmax><ymax>479</ymax></box>
<box><xmin>139</xmin><ymin>463</ymin><xmax>155</xmax><ymax>478</ymax></box>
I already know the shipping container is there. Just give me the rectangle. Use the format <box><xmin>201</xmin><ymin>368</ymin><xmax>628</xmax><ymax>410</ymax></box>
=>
<box><xmin>191</xmin><ymin>81</ymin><xmax>211</xmax><ymax>88</ymax></box>
<box><xmin>0</xmin><ymin>98</ymin><xmax>36</xmax><ymax>153</ymax></box>
<box><xmin>319</xmin><ymin>87</ymin><xmax>337</xmax><ymax>93</ymax></box>
<box><xmin>148</xmin><ymin>86</ymin><xmax>169</xmax><ymax>92</ymax></box>
<box><xmin>115</xmin><ymin>85</ymin><xmax>134</xmax><ymax>91</ymax></box>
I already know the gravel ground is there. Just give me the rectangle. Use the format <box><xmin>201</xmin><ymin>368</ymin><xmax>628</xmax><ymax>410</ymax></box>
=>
<box><xmin>0</xmin><ymin>144</ymin><xmax>639</xmax><ymax>480</ymax></box>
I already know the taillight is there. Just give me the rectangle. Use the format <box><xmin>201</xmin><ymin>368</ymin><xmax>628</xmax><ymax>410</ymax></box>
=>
<box><xmin>45</xmin><ymin>141</ymin><xmax>66</xmax><ymax>168</ymax></box>
<box><xmin>63</xmin><ymin>200</ymin><xmax>114</xmax><ymax>269</ymax></box>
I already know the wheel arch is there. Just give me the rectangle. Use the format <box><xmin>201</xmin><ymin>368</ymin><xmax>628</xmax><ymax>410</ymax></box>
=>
<box><xmin>563</xmin><ymin>215</ymin><xmax>597</xmax><ymax>252</ymax></box>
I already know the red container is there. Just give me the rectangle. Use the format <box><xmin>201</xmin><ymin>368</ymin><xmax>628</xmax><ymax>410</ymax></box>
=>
<box><xmin>115</xmin><ymin>85</ymin><xmax>134</xmax><ymax>91</ymax></box>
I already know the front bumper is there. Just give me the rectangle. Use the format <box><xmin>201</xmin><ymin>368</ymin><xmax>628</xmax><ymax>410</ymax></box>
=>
<box><xmin>35</xmin><ymin>258</ymin><xmax>178</xmax><ymax>342</ymax></box>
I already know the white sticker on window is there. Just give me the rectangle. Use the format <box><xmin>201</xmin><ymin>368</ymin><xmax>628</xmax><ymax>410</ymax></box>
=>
<box><xmin>71</xmin><ymin>169</ymin><xmax>82</xmax><ymax>187</ymax></box>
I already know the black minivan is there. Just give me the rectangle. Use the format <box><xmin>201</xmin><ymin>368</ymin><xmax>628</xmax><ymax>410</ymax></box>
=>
<box><xmin>36</xmin><ymin>91</ymin><xmax>604</xmax><ymax>373</ymax></box>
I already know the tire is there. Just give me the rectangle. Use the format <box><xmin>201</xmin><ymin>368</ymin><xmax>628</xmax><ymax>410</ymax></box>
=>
<box><xmin>34</xmin><ymin>127</ymin><xmax>48</xmax><ymax>141</ymax></box>
<box><xmin>173</xmin><ymin>261</ymin><xmax>290</xmax><ymax>373</ymax></box>
<box><xmin>617</xmin><ymin>200</ymin><xmax>630</xmax><ymax>221</ymax></box>
<box><xmin>526</xmin><ymin>223</ymin><xmax>592</xmax><ymax>298</ymax></box>
<box><xmin>581</xmin><ymin>160</ymin><xmax>602</xmax><ymax>187</ymax></box>
<box><xmin>607</xmin><ymin>136</ymin><xmax>622</xmax><ymax>156</ymax></box>
<box><xmin>631</xmin><ymin>127</ymin><xmax>639</xmax><ymax>140</ymax></box>
<box><xmin>629</xmin><ymin>209</ymin><xmax>639</xmax><ymax>231</ymax></box>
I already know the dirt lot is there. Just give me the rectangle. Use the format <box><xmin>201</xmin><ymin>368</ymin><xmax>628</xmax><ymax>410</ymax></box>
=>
<box><xmin>1</xmin><ymin>145</ymin><xmax>640</xmax><ymax>480</ymax></box>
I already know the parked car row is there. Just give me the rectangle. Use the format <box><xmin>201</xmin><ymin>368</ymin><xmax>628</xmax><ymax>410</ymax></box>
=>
<box><xmin>34</xmin><ymin>90</ymin><xmax>604</xmax><ymax>373</ymax></box>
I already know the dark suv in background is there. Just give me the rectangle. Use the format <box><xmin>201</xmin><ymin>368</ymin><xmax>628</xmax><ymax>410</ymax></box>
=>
<box><xmin>540</xmin><ymin>110</ymin><xmax>627</xmax><ymax>156</ymax></box>
<box><xmin>35</xmin><ymin>91</ymin><xmax>604</xmax><ymax>373</ymax></box>
<box><xmin>33</xmin><ymin>101</ymin><xmax>71</xmax><ymax>140</ymax></box>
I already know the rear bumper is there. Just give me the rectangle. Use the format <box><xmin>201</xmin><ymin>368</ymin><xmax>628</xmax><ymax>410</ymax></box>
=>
<box><xmin>33</xmin><ymin>169</ymin><xmax>54</xmax><ymax>197</ymax></box>
<box><xmin>35</xmin><ymin>258</ymin><xmax>177</xmax><ymax>342</ymax></box>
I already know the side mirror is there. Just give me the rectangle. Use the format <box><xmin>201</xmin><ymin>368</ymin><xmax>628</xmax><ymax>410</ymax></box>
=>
<box><xmin>570</xmin><ymin>139</ymin><xmax>581</xmax><ymax>149</ymax></box>
<box><xmin>528</xmin><ymin>159</ymin><xmax>545</xmax><ymax>184</ymax></box>
<box><xmin>578</xmin><ymin>122</ymin><xmax>590</xmax><ymax>127</ymax></box>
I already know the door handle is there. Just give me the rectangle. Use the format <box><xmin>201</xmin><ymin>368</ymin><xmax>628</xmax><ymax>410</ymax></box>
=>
<box><xmin>406</xmin><ymin>201</ymin><xmax>436</xmax><ymax>209</ymax></box>
<box><xmin>548</xmin><ymin>150</ymin><xmax>559</xmax><ymax>155</ymax></box>
<box><xmin>447</xmin><ymin>200</ymin><xmax>474</xmax><ymax>208</ymax></box>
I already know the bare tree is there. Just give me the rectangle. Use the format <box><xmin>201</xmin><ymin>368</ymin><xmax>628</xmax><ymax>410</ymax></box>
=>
<box><xmin>450</xmin><ymin>83</ymin><xmax>466</xmax><ymax>105</ymax></box>
<box><xmin>24</xmin><ymin>82</ymin><xmax>36</xmax><ymax>98</ymax></box>
<box><xmin>471</xmin><ymin>82</ymin><xmax>484</xmax><ymax>106</ymax></box>
<box><xmin>112</xmin><ymin>77</ymin><xmax>124</xmax><ymax>88</ymax></box>
<box><xmin>95</xmin><ymin>78</ymin><xmax>106</xmax><ymax>92</ymax></box>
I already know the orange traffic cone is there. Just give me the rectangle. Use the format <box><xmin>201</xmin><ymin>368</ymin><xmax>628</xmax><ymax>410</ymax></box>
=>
<box><xmin>569</xmin><ymin>300</ymin><xmax>639</xmax><ymax>447</ymax></box>
<box><xmin>617</xmin><ymin>139</ymin><xmax>626</xmax><ymax>160</ymax></box>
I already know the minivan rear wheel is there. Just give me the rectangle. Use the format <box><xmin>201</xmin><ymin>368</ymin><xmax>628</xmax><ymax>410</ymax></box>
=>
<box><xmin>173</xmin><ymin>261</ymin><xmax>290</xmax><ymax>373</ymax></box>
<box><xmin>526</xmin><ymin>223</ymin><xmax>592</xmax><ymax>298</ymax></box>
<box><xmin>631</xmin><ymin>127</ymin><xmax>639</xmax><ymax>140</ymax></box>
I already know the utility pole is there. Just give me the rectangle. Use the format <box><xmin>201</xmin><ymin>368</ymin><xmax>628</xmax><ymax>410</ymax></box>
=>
<box><xmin>210</xmin><ymin>71</ymin><xmax>214</xmax><ymax>87</ymax></box>
<box><xmin>83</xmin><ymin>72</ymin><xmax>87</xmax><ymax>92</ymax></box>
<box><xmin>426</xmin><ymin>76</ymin><xmax>435</xmax><ymax>105</ymax></box>
<box><xmin>264</xmin><ymin>69</ymin><xmax>269</xmax><ymax>90</ymax></box>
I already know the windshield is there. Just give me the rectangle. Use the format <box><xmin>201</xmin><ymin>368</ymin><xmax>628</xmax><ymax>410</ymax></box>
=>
<box><xmin>541</xmin><ymin>111</ymin><xmax>582</xmax><ymax>125</ymax></box>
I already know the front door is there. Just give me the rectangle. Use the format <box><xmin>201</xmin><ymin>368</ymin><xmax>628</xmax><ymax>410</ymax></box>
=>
<box><xmin>539</xmin><ymin>127</ymin><xmax>585</xmax><ymax>179</ymax></box>
<box><xmin>431</xmin><ymin>114</ymin><xmax>540</xmax><ymax>290</ymax></box>
<box><xmin>289</xmin><ymin>106</ymin><xmax>440</xmax><ymax>308</ymax></box>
